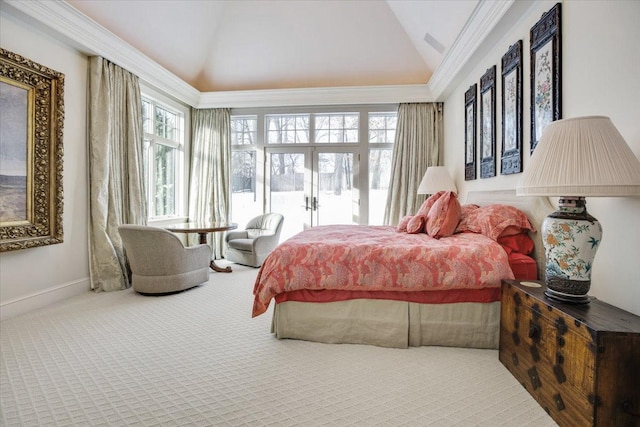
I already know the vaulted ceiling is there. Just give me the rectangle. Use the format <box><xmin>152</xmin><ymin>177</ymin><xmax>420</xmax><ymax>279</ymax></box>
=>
<box><xmin>2</xmin><ymin>0</ymin><xmax>524</xmax><ymax>107</ymax></box>
<box><xmin>65</xmin><ymin>0</ymin><xmax>478</xmax><ymax>93</ymax></box>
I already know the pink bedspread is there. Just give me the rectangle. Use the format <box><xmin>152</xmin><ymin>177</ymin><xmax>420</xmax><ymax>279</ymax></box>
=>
<box><xmin>252</xmin><ymin>225</ymin><xmax>514</xmax><ymax>317</ymax></box>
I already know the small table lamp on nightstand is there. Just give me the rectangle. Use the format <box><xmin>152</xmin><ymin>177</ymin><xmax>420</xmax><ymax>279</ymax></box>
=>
<box><xmin>517</xmin><ymin>116</ymin><xmax>640</xmax><ymax>303</ymax></box>
<box><xmin>417</xmin><ymin>166</ymin><xmax>457</xmax><ymax>196</ymax></box>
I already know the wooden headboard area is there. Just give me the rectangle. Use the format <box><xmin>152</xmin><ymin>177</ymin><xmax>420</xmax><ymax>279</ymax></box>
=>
<box><xmin>464</xmin><ymin>190</ymin><xmax>555</xmax><ymax>281</ymax></box>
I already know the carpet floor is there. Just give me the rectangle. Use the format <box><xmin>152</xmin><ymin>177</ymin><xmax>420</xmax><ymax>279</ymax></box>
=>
<box><xmin>1</xmin><ymin>263</ymin><xmax>557</xmax><ymax>426</ymax></box>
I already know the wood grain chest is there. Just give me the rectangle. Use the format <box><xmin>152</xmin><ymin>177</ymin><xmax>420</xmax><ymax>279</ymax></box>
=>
<box><xmin>499</xmin><ymin>280</ymin><xmax>640</xmax><ymax>427</ymax></box>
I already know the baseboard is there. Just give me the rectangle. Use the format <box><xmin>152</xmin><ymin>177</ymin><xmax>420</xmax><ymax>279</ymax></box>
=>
<box><xmin>0</xmin><ymin>278</ymin><xmax>90</xmax><ymax>321</ymax></box>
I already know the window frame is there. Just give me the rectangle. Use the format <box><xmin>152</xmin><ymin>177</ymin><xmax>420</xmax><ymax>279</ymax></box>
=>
<box><xmin>140</xmin><ymin>84</ymin><xmax>190</xmax><ymax>225</ymax></box>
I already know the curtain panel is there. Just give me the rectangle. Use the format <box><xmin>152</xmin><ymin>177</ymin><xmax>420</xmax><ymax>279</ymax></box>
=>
<box><xmin>383</xmin><ymin>103</ymin><xmax>443</xmax><ymax>226</ymax></box>
<box><xmin>88</xmin><ymin>57</ymin><xmax>147</xmax><ymax>292</ymax></box>
<box><xmin>189</xmin><ymin>108</ymin><xmax>231</xmax><ymax>259</ymax></box>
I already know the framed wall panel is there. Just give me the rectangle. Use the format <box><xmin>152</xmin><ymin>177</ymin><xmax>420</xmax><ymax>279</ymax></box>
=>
<box><xmin>501</xmin><ymin>40</ymin><xmax>523</xmax><ymax>175</ymax></box>
<box><xmin>530</xmin><ymin>3</ymin><xmax>562</xmax><ymax>153</ymax></box>
<box><xmin>480</xmin><ymin>66</ymin><xmax>496</xmax><ymax>179</ymax></box>
<box><xmin>464</xmin><ymin>84</ymin><xmax>477</xmax><ymax>181</ymax></box>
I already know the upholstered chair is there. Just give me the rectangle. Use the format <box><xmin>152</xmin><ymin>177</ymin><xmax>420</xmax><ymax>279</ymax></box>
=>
<box><xmin>118</xmin><ymin>225</ymin><xmax>211</xmax><ymax>294</ymax></box>
<box><xmin>225</xmin><ymin>213</ymin><xmax>284</xmax><ymax>267</ymax></box>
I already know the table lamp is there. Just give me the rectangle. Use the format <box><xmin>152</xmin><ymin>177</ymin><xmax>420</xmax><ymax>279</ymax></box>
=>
<box><xmin>417</xmin><ymin>166</ymin><xmax>457</xmax><ymax>195</ymax></box>
<box><xmin>517</xmin><ymin>116</ymin><xmax>640</xmax><ymax>303</ymax></box>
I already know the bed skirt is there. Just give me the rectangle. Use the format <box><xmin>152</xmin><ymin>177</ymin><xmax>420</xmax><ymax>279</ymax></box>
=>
<box><xmin>271</xmin><ymin>300</ymin><xmax>500</xmax><ymax>349</ymax></box>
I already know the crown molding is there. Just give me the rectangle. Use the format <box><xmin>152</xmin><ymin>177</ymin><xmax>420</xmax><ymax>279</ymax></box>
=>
<box><xmin>428</xmin><ymin>0</ymin><xmax>514</xmax><ymax>100</ymax></box>
<box><xmin>2</xmin><ymin>0</ymin><xmax>514</xmax><ymax>108</ymax></box>
<box><xmin>1</xmin><ymin>0</ymin><xmax>200</xmax><ymax>106</ymax></box>
<box><xmin>197</xmin><ymin>84</ymin><xmax>433</xmax><ymax>108</ymax></box>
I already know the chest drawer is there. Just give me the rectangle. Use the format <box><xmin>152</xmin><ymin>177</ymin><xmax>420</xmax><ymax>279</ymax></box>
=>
<box><xmin>499</xmin><ymin>280</ymin><xmax>640</xmax><ymax>427</ymax></box>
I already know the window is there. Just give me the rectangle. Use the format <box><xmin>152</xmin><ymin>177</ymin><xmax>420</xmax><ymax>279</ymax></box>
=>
<box><xmin>141</xmin><ymin>95</ymin><xmax>186</xmax><ymax>221</ymax></box>
<box><xmin>231</xmin><ymin>115</ymin><xmax>257</xmax><ymax>145</ymax></box>
<box><xmin>231</xmin><ymin>106</ymin><xmax>396</xmax><ymax>229</ymax></box>
<box><xmin>368</xmin><ymin>112</ymin><xmax>397</xmax><ymax>144</ymax></box>
<box><xmin>231</xmin><ymin>116</ymin><xmax>260</xmax><ymax>227</ymax></box>
<box><xmin>315</xmin><ymin>113</ymin><xmax>359</xmax><ymax>143</ymax></box>
<box><xmin>266</xmin><ymin>114</ymin><xmax>309</xmax><ymax>144</ymax></box>
<box><xmin>368</xmin><ymin>112</ymin><xmax>397</xmax><ymax>225</ymax></box>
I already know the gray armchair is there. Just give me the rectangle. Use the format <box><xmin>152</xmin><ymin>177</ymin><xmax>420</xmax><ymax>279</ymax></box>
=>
<box><xmin>118</xmin><ymin>225</ymin><xmax>211</xmax><ymax>294</ymax></box>
<box><xmin>225</xmin><ymin>213</ymin><xmax>284</xmax><ymax>267</ymax></box>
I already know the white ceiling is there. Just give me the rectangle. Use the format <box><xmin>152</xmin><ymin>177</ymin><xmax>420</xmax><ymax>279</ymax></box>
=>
<box><xmin>65</xmin><ymin>0</ymin><xmax>478</xmax><ymax>93</ymax></box>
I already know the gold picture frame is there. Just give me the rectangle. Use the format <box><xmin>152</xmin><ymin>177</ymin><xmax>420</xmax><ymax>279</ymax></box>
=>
<box><xmin>0</xmin><ymin>48</ymin><xmax>64</xmax><ymax>252</ymax></box>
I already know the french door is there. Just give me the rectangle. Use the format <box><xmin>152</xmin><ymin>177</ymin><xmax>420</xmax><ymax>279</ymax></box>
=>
<box><xmin>266</xmin><ymin>147</ymin><xmax>357</xmax><ymax>241</ymax></box>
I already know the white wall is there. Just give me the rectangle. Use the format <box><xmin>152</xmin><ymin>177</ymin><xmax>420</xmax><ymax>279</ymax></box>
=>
<box><xmin>0</xmin><ymin>12</ymin><xmax>90</xmax><ymax>319</ymax></box>
<box><xmin>443</xmin><ymin>0</ymin><xmax>640</xmax><ymax>315</ymax></box>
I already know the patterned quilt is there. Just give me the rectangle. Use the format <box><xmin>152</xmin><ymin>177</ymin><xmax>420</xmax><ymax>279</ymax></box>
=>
<box><xmin>252</xmin><ymin>225</ymin><xmax>514</xmax><ymax>317</ymax></box>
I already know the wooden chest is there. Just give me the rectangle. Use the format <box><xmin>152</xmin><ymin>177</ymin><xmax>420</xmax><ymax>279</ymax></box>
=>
<box><xmin>499</xmin><ymin>279</ymin><xmax>640</xmax><ymax>427</ymax></box>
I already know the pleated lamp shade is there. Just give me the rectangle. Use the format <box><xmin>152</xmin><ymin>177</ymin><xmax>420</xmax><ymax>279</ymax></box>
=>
<box><xmin>517</xmin><ymin>116</ymin><xmax>640</xmax><ymax>304</ymax></box>
<box><xmin>417</xmin><ymin>166</ymin><xmax>457</xmax><ymax>195</ymax></box>
<box><xmin>517</xmin><ymin>116</ymin><xmax>640</xmax><ymax>197</ymax></box>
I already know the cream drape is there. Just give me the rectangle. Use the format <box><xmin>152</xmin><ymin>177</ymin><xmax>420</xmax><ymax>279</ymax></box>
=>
<box><xmin>88</xmin><ymin>57</ymin><xmax>147</xmax><ymax>292</ymax></box>
<box><xmin>383</xmin><ymin>103</ymin><xmax>443</xmax><ymax>225</ymax></box>
<box><xmin>188</xmin><ymin>109</ymin><xmax>231</xmax><ymax>259</ymax></box>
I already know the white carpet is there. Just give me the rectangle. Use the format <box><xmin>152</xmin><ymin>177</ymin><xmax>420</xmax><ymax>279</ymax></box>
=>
<box><xmin>1</xmin><ymin>263</ymin><xmax>557</xmax><ymax>426</ymax></box>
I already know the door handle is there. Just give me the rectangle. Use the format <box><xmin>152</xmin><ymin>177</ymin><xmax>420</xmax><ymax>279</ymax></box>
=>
<box><xmin>304</xmin><ymin>196</ymin><xmax>310</xmax><ymax>211</ymax></box>
<box><xmin>312</xmin><ymin>196</ymin><xmax>318</xmax><ymax>211</ymax></box>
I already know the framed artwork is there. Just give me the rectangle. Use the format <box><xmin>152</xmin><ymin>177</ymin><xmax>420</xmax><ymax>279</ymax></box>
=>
<box><xmin>501</xmin><ymin>40</ymin><xmax>523</xmax><ymax>175</ymax></box>
<box><xmin>530</xmin><ymin>3</ymin><xmax>561</xmax><ymax>153</ymax></box>
<box><xmin>464</xmin><ymin>84</ymin><xmax>477</xmax><ymax>181</ymax></box>
<box><xmin>479</xmin><ymin>66</ymin><xmax>496</xmax><ymax>178</ymax></box>
<box><xmin>0</xmin><ymin>48</ymin><xmax>64</xmax><ymax>252</ymax></box>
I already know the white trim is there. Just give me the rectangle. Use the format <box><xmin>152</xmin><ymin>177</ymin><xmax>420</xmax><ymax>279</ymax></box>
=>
<box><xmin>428</xmin><ymin>0</ymin><xmax>514</xmax><ymax>100</ymax></box>
<box><xmin>198</xmin><ymin>84</ymin><xmax>433</xmax><ymax>108</ymax></box>
<box><xmin>0</xmin><ymin>278</ymin><xmax>90</xmax><ymax>320</ymax></box>
<box><xmin>1</xmin><ymin>0</ymin><xmax>200</xmax><ymax>106</ymax></box>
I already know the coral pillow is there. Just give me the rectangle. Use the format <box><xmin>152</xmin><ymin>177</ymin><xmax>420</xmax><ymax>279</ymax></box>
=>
<box><xmin>497</xmin><ymin>233</ymin><xmax>535</xmax><ymax>255</ymax></box>
<box><xmin>407</xmin><ymin>215</ymin><xmax>426</xmax><ymax>234</ymax></box>
<box><xmin>455</xmin><ymin>204</ymin><xmax>535</xmax><ymax>241</ymax></box>
<box><xmin>397</xmin><ymin>215</ymin><xmax>412</xmax><ymax>232</ymax></box>
<box><xmin>508</xmin><ymin>253</ymin><xmax>538</xmax><ymax>280</ymax></box>
<box><xmin>426</xmin><ymin>192</ymin><xmax>461</xmax><ymax>238</ymax></box>
<box><xmin>416</xmin><ymin>191</ymin><xmax>445</xmax><ymax>217</ymax></box>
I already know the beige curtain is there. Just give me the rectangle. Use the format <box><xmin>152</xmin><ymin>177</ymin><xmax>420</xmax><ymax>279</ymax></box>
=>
<box><xmin>88</xmin><ymin>57</ymin><xmax>147</xmax><ymax>292</ymax></box>
<box><xmin>188</xmin><ymin>109</ymin><xmax>231</xmax><ymax>259</ymax></box>
<box><xmin>383</xmin><ymin>103</ymin><xmax>443</xmax><ymax>225</ymax></box>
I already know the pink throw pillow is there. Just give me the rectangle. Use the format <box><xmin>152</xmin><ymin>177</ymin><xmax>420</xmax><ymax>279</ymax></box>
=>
<box><xmin>426</xmin><ymin>191</ymin><xmax>461</xmax><ymax>238</ymax></box>
<box><xmin>407</xmin><ymin>215</ymin><xmax>426</xmax><ymax>234</ymax></box>
<box><xmin>416</xmin><ymin>191</ymin><xmax>445</xmax><ymax>217</ymax></box>
<box><xmin>397</xmin><ymin>215</ymin><xmax>412</xmax><ymax>232</ymax></box>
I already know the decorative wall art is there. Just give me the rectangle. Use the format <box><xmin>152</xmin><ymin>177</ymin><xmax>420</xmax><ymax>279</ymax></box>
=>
<box><xmin>501</xmin><ymin>40</ymin><xmax>523</xmax><ymax>175</ymax></box>
<box><xmin>479</xmin><ymin>66</ymin><xmax>496</xmax><ymax>178</ymax></box>
<box><xmin>0</xmin><ymin>48</ymin><xmax>64</xmax><ymax>252</ymax></box>
<box><xmin>530</xmin><ymin>3</ymin><xmax>561</xmax><ymax>153</ymax></box>
<box><xmin>464</xmin><ymin>84</ymin><xmax>477</xmax><ymax>181</ymax></box>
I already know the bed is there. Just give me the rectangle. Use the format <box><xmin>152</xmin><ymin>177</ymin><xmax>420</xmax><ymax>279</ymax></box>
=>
<box><xmin>252</xmin><ymin>190</ymin><xmax>554</xmax><ymax>349</ymax></box>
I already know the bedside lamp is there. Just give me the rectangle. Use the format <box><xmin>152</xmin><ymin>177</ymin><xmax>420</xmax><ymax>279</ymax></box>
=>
<box><xmin>517</xmin><ymin>116</ymin><xmax>640</xmax><ymax>303</ymax></box>
<box><xmin>417</xmin><ymin>166</ymin><xmax>457</xmax><ymax>195</ymax></box>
